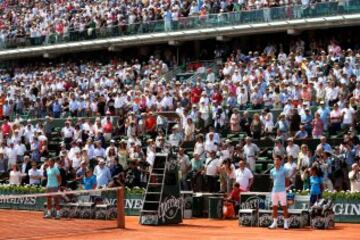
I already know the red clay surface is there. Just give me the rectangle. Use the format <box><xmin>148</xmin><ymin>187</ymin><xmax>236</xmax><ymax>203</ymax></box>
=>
<box><xmin>0</xmin><ymin>210</ymin><xmax>359</xmax><ymax>240</ymax></box>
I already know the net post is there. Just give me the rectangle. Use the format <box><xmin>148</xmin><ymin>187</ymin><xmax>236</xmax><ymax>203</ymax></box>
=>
<box><xmin>117</xmin><ymin>186</ymin><xmax>125</xmax><ymax>229</ymax></box>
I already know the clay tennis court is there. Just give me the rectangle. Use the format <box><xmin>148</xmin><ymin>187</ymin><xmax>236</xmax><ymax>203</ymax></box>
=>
<box><xmin>0</xmin><ymin>209</ymin><xmax>359</xmax><ymax>240</ymax></box>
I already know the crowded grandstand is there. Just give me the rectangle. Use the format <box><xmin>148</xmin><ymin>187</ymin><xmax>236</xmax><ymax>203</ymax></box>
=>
<box><xmin>0</xmin><ymin>0</ymin><xmax>359</xmax><ymax>230</ymax></box>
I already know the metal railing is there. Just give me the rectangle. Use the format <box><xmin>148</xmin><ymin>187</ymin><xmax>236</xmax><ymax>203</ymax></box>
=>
<box><xmin>1</xmin><ymin>0</ymin><xmax>359</xmax><ymax>49</ymax></box>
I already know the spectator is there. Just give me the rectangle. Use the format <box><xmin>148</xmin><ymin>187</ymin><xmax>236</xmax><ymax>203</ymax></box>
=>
<box><xmin>243</xmin><ymin>137</ymin><xmax>259</xmax><ymax>171</ymax></box>
<box><xmin>234</xmin><ymin>160</ymin><xmax>254</xmax><ymax>192</ymax></box>
<box><xmin>9</xmin><ymin>164</ymin><xmax>22</xmax><ymax>185</ymax></box>
<box><xmin>349</xmin><ymin>163</ymin><xmax>360</xmax><ymax>192</ymax></box>
<box><xmin>177</xmin><ymin>148</ymin><xmax>191</xmax><ymax>190</ymax></box>
<box><xmin>220</xmin><ymin>158</ymin><xmax>236</xmax><ymax>193</ymax></box>
<box><xmin>93</xmin><ymin>159</ymin><xmax>112</xmax><ymax>188</ymax></box>
<box><xmin>191</xmin><ymin>154</ymin><xmax>204</xmax><ymax>192</ymax></box>
<box><xmin>297</xmin><ymin>144</ymin><xmax>312</xmax><ymax>171</ymax></box>
<box><xmin>250</xmin><ymin>113</ymin><xmax>263</xmax><ymax>140</ymax></box>
<box><xmin>284</xmin><ymin>156</ymin><xmax>297</xmax><ymax>188</ymax></box>
<box><xmin>312</xmin><ymin>112</ymin><xmax>324</xmax><ymax>138</ymax></box>
<box><xmin>329</xmin><ymin>103</ymin><xmax>342</xmax><ymax>135</ymax></box>
<box><xmin>285</xmin><ymin>138</ymin><xmax>300</xmax><ymax>161</ymax></box>
<box><xmin>230</xmin><ymin>109</ymin><xmax>241</xmax><ymax>132</ymax></box>
<box><xmin>205</xmin><ymin>150</ymin><xmax>221</xmax><ymax>193</ymax></box>
<box><xmin>83</xmin><ymin>168</ymin><xmax>97</xmax><ymax>190</ymax></box>
<box><xmin>294</xmin><ymin>125</ymin><xmax>308</xmax><ymax>140</ymax></box>
<box><xmin>272</xmin><ymin>138</ymin><xmax>286</xmax><ymax>160</ymax></box>
<box><xmin>28</xmin><ymin>161</ymin><xmax>42</xmax><ymax>185</ymax></box>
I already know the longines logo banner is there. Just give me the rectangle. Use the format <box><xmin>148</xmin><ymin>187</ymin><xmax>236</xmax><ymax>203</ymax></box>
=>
<box><xmin>159</xmin><ymin>196</ymin><xmax>183</xmax><ymax>222</ymax></box>
<box><xmin>240</xmin><ymin>196</ymin><xmax>269</xmax><ymax>210</ymax></box>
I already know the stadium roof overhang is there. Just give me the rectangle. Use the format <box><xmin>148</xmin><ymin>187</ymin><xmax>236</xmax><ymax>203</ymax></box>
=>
<box><xmin>0</xmin><ymin>14</ymin><xmax>360</xmax><ymax>61</ymax></box>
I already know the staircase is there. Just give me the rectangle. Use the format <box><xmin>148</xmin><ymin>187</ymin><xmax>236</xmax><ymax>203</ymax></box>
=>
<box><xmin>140</xmin><ymin>152</ymin><xmax>182</xmax><ymax>225</ymax></box>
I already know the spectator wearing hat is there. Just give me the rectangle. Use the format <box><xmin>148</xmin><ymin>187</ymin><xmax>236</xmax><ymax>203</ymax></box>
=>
<box><xmin>94</xmin><ymin>159</ymin><xmax>111</xmax><ymax>188</ymax></box>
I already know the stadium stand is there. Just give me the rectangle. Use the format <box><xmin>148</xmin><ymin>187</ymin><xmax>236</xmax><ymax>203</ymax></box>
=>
<box><xmin>0</xmin><ymin>0</ymin><xmax>359</xmax><ymax>225</ymax></box>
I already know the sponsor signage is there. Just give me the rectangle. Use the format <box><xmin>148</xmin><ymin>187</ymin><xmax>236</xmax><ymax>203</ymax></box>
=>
<box><xmin>158</xmin><ymin>196</ymin><xmax>183</xmax><ymax>222</ymax></box>
<box><xmin>1</xmin><ymin>191</ymin><xmax>360</xmax><ymax>223</ymax></box>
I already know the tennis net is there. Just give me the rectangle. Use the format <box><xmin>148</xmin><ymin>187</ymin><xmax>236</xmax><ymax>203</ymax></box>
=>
<box><xmin>0</xmin><ymin>186</ymin><xmax>125</xmax><ymax>228</ymax></box>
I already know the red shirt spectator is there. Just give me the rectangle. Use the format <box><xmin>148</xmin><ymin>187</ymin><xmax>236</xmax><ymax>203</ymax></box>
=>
<box><xmin>102</xmin><ymin>120</ymin><xmax>113</xmax><ymax>133</ymax></box>
<box><xmin>191</xmin><ymin>86</ymin><xmax>202</xmax><ymax>104</ymax></box>
<box><xmin>229</xmin><ymin>184</ymin><xmax>241</xmax><ymax>202</ymax></box>
<box><xmin>145</xmin><ymin>114</ymin><xmax>156</xmax><ymax>132</ymax></box>
<box><xmin>1</xmin><ymin>120</ymin><xmax>11</xmax><ymax>136</ymax></box>
<box><xmin>212</xmin><ymin>91</ymin><xmax>223</xmax><ymax>104</ymax></box>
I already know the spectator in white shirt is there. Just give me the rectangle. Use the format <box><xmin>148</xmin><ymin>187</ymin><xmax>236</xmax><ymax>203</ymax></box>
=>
<box><xmin>349</xmin><ymin>163</ymin><xmax>360</xmax><ymax>192</ymax></box>
<box><xmin>243</xmin><ymin>137</ymin><xmax>260</xmax><ymax>171</ymax></box>
<box><xmin>28</xmin><ymin>161</ymin><xmax>42</xmax><ymax>185</ymax></box>
<box><xmin>93</xmin><ymin>141</ymin><xmax>106</xmax><ymax>158</ymax></box>
<box><xmin>9</xmin><ymin>164</ymin><xmax>22</xmax><ymax>185</ymax></box>
<box><xmin>235</xmin><ymin>160</ymin><xmax>254</xmax><ymax>192</ymax></box>
<box><xmin>205</xmin><ymin>151</ymin><xmax>221</xmax><ymax>192</ymax></box>
<box><xmin>6</xmin><ymin>142</ymin><xmax>17</xmax><ymax>169</ymax></box>
<box><xmin>284</xmin><ymin>156</ymin><xmax>297</xmax><ymax>186</ymax></box>
<box><xmin>286</xmin><ymin>138</ymin><xmax>300</xmax><ymax>160</ymax></box>
<box><xmin>15</xmin><ymin>141</ymin><xmax>27</xmax><ymax>163</ymax></box>
<box><xmin>341</xmin><ymin>103</ymin><xmax>355</xmax><ymax>130</ymax></box>
<box><xmin>61</xmin><ymin>121</ymin><xmax>75</xmax><ymax>149</ymax></box>
<box><xmin>93</xmin><ymin>159</ymin><xmax>112</xmax><ymax>188</ymax></box>
<box><xmin>205</xmin><ymin>132</ymin><xmax>218</xmax><ymax>156</ymax></box>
